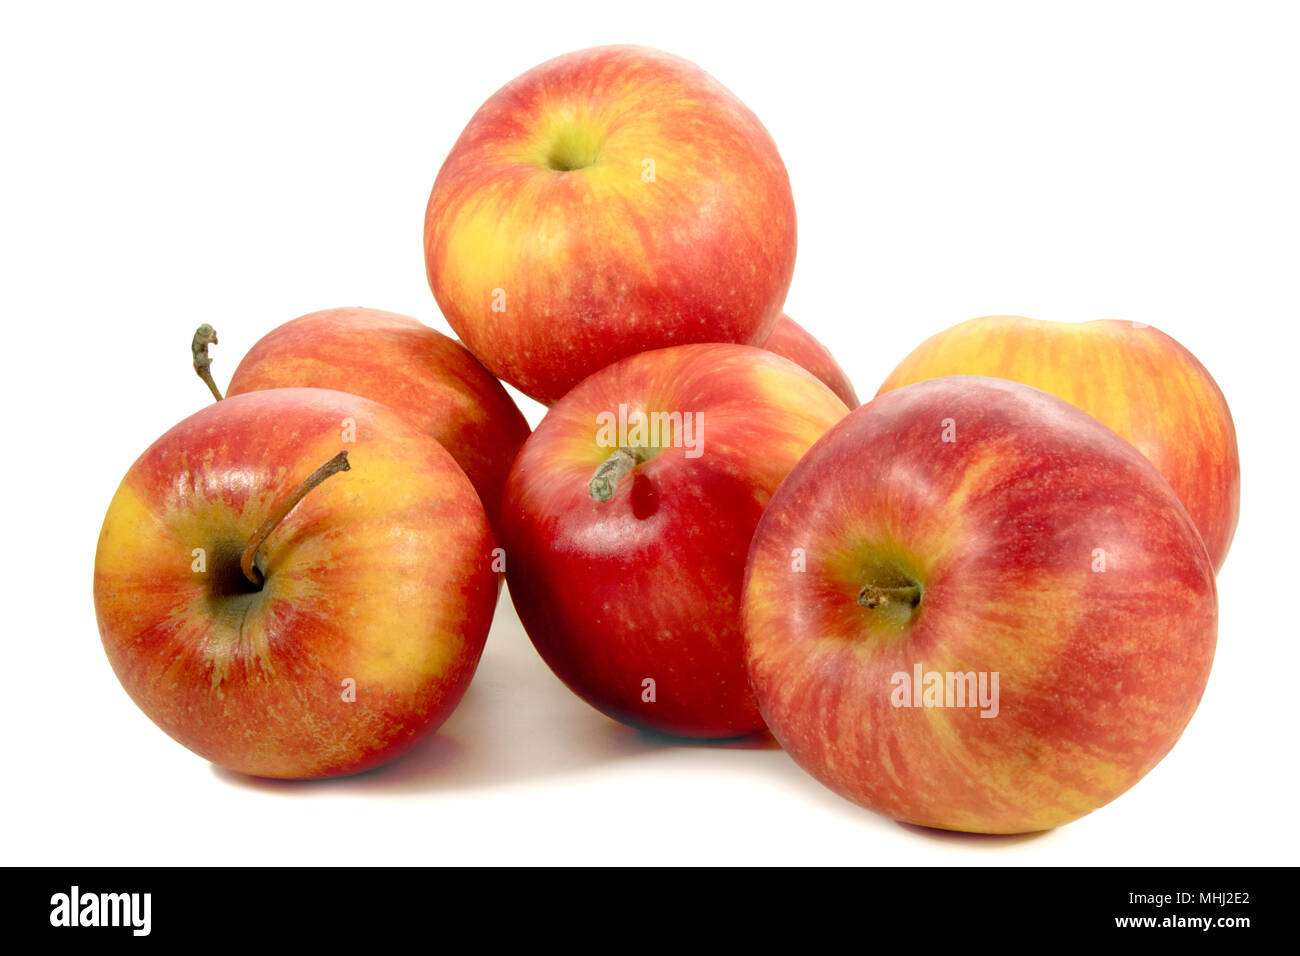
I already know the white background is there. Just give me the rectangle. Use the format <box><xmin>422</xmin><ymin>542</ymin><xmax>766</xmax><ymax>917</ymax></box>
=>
<box><xmin>2</xmin><ymin>1</ymin><xmax>1296</xmax><ymax>865</ymax></box>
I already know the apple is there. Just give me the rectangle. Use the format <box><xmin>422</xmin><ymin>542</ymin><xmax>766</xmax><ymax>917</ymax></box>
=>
<box><xmin>221</xmin><ymin>307</ymin><xmax>530</xmax><ymax>529</ymax></box>
<box><xmin>762</xmin><ymin>313</ymin><xmax>860</xmax><ymax>407</ymax></box>
<box><xmin>743</xmin><ymin>376</ymin><xmax>1218</xmax><ymax>833</ymax></box>
<box><xmin>501</xmin><ymin>343</ymin><xmax>848</xmax><ymax>737</ymax></box>
<box><xmin>877</xmin><ymin>316</ymin><xmax>1239</xmax><ymax>571</ymax></box>
<box><xmin>94</xmin><ymin>387</ymin><xmax>498</xmax><ymax>779</ymax></box>
<box><xmin>424</xmin><ymin>45</ymin><xmax>797</xmax><ymax>404</ymax></box>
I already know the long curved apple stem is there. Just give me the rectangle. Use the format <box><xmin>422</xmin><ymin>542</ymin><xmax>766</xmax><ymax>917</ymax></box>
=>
<box><xmin>192</xmin><ymin>324</ymin><xmax>224</xmax><ymax>402</ymax></box>
<box><xmin>589</xmin><ymin>446</ymin><xmax>642</xmax><ymax>502</ymax></box>
<box><xmin>858</xmin><ymin>583</ymin><xmax>923</xmax><ymax>610</ymax></box>
<box><xmin>241</xmin><ymin>451</ymin><xmax>351</xmax><ymax>587</ymax></box>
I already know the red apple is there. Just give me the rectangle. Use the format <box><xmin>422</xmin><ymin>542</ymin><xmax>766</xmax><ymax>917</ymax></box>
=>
<box><xmin>223</xmin><ymin>307</ymin><xmax>529</xmax><ymax>529</ymax></box>
<box><xmin>94</xmin><ymin>388</ymin><xmax>498</xmax><ymax>779</ymax></box>
<box><xmin>762</xmin><ymin>313</ymin><xmax>860</xmax><ymax>407</ymax></box>
<box><xmin>744</xmin><ymin>376</ymin><xmax>1217</xmax><ymax>832</ymax></box>
<box><xmin>501</xmin><ymin>343</ymin><xmax>848</xmax><ymax>737</ymax></box>
<box><xmin>877</xmin><ymin>316</ymin><xmax>1239</xmax><ymax>571</ymax></box>
<box><xmin>424</xmin><ymin>45</ymin><xmax>797</xmax><ymax>404</ymax></box>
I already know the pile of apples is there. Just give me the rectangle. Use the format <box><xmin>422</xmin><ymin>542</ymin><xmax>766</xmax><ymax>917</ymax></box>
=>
<box><xmin>93</xmin><ymin>46</ymin><xmax>1238</xmax><ymax>834</ymax></box>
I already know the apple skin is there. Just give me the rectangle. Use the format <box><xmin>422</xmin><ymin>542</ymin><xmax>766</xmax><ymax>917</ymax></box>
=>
<box><xmin>762</xmin><ymin>313</ymin><xmax>860</xmax><ymax>407</ymax></box>
<box><xmin>877</xmin><ymin>316</ymin><xmax>1239</xmax><ymax>572</ymax></box>
<box><xmin>93</xmin><ymin>388</ymin><xmax>498</xmax><ymax>779</ymax></box>
<box><xmin>424</xmin><ymin>45</ymin><xmax>797</xmax><ymax>404</ymax></box>
<box><xmin>743</xmin><ymin>376</ymin><xmax>1217</xmax><ymax>833</ymax></box>
<box><xmin>501</xmin><ymin>343</ymin><xmax>848</xmax><ymax>738</ymax></box>
<box><xmin>225</xmin><ymin>307</ymin><xmax>529</xmax><ymax>529</ymax></box>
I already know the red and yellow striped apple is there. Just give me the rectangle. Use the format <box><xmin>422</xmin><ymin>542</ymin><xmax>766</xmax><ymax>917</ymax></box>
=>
<box><xmin>762</xmin><ymin>313</ymin><xmax>860</xmax><ymax>408</ymax></box>
<box><xmin>877</xmin><ymin>316</ymin><xmax>1239</xmax><ymax>571</ymax></box>
<box><xmin>424</xmin><ymin>46</ymin><xmax>797</xmax><ymax>404</ymax></box>
<box><xmin>744</xmin><ymin>376</ymin><xmax>1218</xmax><ymax>833</ymax></box>
<box><xmin>501</xmin><ymin>343</ymin><xmax>848</xmax><ymax>738</ymax></box>
<box><xmin>94</xmin><ymin>388</ymin><xmax>498</xmax><ymax>779</ymax></box>
<box><xmin>224</xmin><ymin>307</ymin><xmax>529</xmax><ymax>528</ymax></box>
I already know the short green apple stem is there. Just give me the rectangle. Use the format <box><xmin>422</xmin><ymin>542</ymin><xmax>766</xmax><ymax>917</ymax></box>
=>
<box><xmin>240</xmin><ymin>451</ymin><xmax>351</xmax><ymax>587</ymax></box>
<box><xmin>858</xmin><ymin>583</ymin><xmax>923</xmax><ymax>610</ymax></box>
<box><xmin>589</xmin><ymin>446</ymin><xmax>642</xmax><ymax>502</ymax></box>
<box><xmin>192</xmin><ymin>324</ymin><xmax>224</xmax><ymax>402</ymax></box>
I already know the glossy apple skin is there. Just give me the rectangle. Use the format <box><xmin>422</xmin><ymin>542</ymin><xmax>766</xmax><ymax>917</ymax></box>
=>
<box><xmin>226</xmin><ymin>307</ymin><xmax>529</xmax><ymax>529</ymax></box>
<box><xmin>94</xmin><ymin>388</ymin><xmax>498</xmax><ymax>779</ymax></box>
<box><xmin>877</xmin><ymin>316</ymin><xmax>1239</xmax><ymax>572</ymax></box>
<box><xmin>424</xmin><ymin>45</ymin><xmax>797</xmax><ymax>404</ymax></box>
<box><xmin>744</xmin><ymin>376</ymin><xmax>1217</xmax><ymax>833</ymax></box>
<box><xmin>501</xmin><ymin>344</ymin><xmax>848</xmax><ymax>737</ymax></box>
<box><xmin>762</xmin><ymin>313</ymin><xmax>860</xmax><ymax>407</ymax></box>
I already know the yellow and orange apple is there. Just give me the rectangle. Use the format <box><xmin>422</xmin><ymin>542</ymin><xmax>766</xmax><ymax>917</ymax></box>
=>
<box><xmin>424</xmin><ymin>46</ymin><xmax>797</xmax><ymax>404</ymax></box>
<box><xmin>501</xmin><ymin>343</ymin><xmax>848</xmax><ymax>738</ymax></box>
<box><xmin>225</xmin><ymin>307</ymin><xmax>529</xmax><ymax>529</ymax></box>
<box><xmin>94</xmin><ymin>388</ymin><xmax>498</xmax><ymax>779</ymax></box>
<box><xmin>744</xmin><ymin>376</ymin><xmax>1218</xmax><ymax>833</ymax></box>
<box><xmin>877</xmin><ymin>316</ymin><xmax>1239</xmax><ymax>571</ymax></box>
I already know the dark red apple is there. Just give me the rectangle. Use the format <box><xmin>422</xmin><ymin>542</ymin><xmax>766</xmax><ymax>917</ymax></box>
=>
<box><xmin>501</xmin><ymin>343</ymin><xmax>849</xmax><ymax>737</ymax></box>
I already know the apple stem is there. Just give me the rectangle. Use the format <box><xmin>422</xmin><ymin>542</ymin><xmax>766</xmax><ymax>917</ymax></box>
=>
<box><xmin>858</xmin><ymin>583</ymin><xmax>923</xmax><ymax>610</ymax></box>
<box><xmin>589</xmin><ymin>447</ymin><xmax>642</xmax><ymax>502</ymax></box>
<box><xmin>240</xmin><ymin>451</ymin><xmax>351</xmax><ymax>587</ymax></box>
<box><xmin>192</xmin><ymin>324</ymin><xmax>224</xmax><ymax>402</ymax></box>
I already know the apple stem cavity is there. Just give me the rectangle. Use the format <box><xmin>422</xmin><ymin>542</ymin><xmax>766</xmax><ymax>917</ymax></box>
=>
<box><xmin>857</xmin><ymin>583</ymin><xmax>923</xmax><ymax>610</ymax></box>
<box><xmin>240</xmin><ymin>450</ymin><xmax>351</xmax><ymax>587</ymax></box>
<box><xmin>589</xmin><ymin>446</ymin><xmax>643</xmax><ymax>502</ymax></box>
<box><xmin>192</xmin><ymin>324</ymin><xmax>224</xmax><ymax>402</ymax></box>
